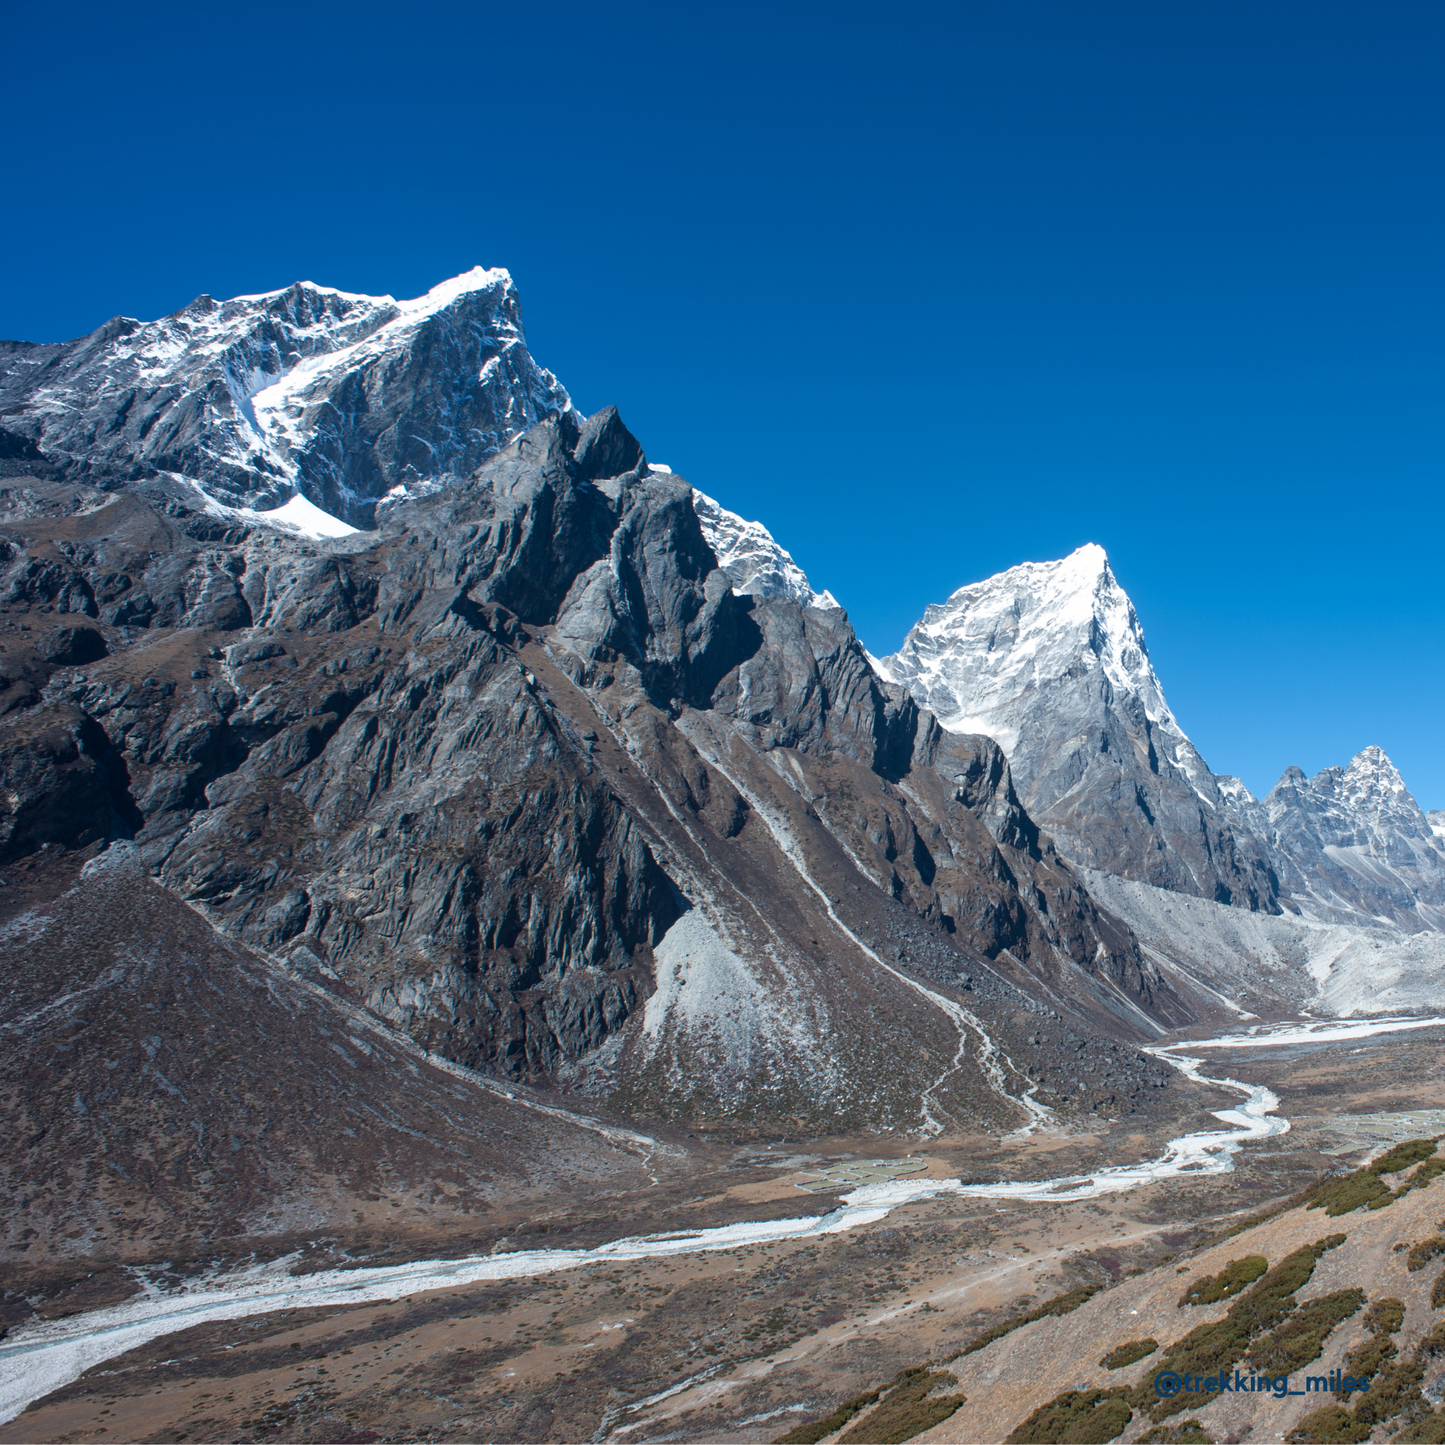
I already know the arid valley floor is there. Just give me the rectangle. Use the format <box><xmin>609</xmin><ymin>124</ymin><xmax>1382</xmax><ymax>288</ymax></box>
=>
<box><xmin>7</xmin><ymin>1022</ymin><xmax>1445</xmax><ymax>1444</ymax></box>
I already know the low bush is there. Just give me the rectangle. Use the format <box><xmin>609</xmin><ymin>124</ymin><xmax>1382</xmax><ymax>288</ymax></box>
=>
<box><xmin>1411</xmin><ymin>1236</ymin><xmax>1445</xmax><ymax>1271</ymax></box>
<box><xmin>1307</xmin><ymin>1137</ymin><xmax>1442</xmax><ymax>1217</ymax></box>
<box><xmin>838</xmin><ymin>1367</ymin><xmax>965</xmax><ymax>1444</ymax></box>
<box><xmin>1135</xmin><ymin>1235</ymin><xmax>1346</xmax><ymax>1423</ymax></box>
<box><xmin>777</xmin><ymin>1389</ymin><xmax>881</xmax><ymax>1444</ymax></box>
<box><xmin>1351</xmin><ymin>1356</ymin><xmax>1427</xmax><ymax>1434</ymax></box>
<box><xmin>1180</xmin><ymin>1255</ymin><xmax>1267</xmax><ymax>1307</ymax></box>
<box><xmin>1138</xmin><ymin>1422</ymin><xmax>1213</xmax><ymax>1444</ymax></box>
<box><xmin>1244</xmin><ymin>1287</ymin><xmax>1365</xmax><ymax>1374</ymax></box>
<box><xmin>1308</xmin><ymin>1170</ymin><xmax>1392</xmax><ymax>1216</ymax></box>
<box><xmin>1287</xmin><ymin>1404</ymin><xmax>1370</xmax><ymax>1442</ymax></box>
<box><xmin>1434</xmin><ymin>1268</ymin><xmax>1445</xmax><ymax>1310</ymax></box>
<box><xmin>1373</xmin><ymin>1138</ymin><xmax>1441</xmax><ymax>1175</ymax></box>
<box><xmin>1003</xmin><ymin>1388</ymin><xmax>1132</xmax><ymax>1444</ymax></box>
<box><xmin>960</xmin><ymin>1284</ymin><xmax>1103</xmax><ymax>1356</ymax></box>
<box><xmin>1100</xmin><ymin>1338</ymin><xmax>1158</xmax><ymax>1369</ymax></box>
<box><xmin>1336</xmin><ymin>1296</ymin><xmax>1403</xmax><ymax>1399</ymax></box>
<box><xmin>1292</xmin><ymin>1300</ymin><xmax>1438</xmax><ymax>1440</ymax></box>
<box><xmin>1396</xmin><ymin>1410</ymin><xmax>1445</xmax><ymax>1443</ymax></box>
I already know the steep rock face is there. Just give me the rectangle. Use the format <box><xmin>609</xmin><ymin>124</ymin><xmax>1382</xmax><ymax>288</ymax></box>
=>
<box><xmin>692</xmin><ymin>489</ymin><xmax>839</xmax><ymax>610</ymax></box>
<box><xmin>878</xmin><ymin>544</ymin><xmax>1280</xmax><ymax>910</ymax></box>
<box><xmin>0</xmin><ymin>268</ymin><xmax>571</xmax><ymax>526</ymax></box>
<box><xmin>1431</xmin><ymin>810</ymin><xmax>1445</xmax><ymax>842</ymax></box>
<box><xmin>1229</xmin><ymin>747</ymin><xmax>1445</xmax><ymax>932</ymax></box>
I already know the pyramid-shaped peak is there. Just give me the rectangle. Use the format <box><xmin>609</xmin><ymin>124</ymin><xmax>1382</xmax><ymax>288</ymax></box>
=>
<box><xmin>1345</xmin><ymin>744</ymin><xmax>1405</xmax><ymax>784</ymax></box>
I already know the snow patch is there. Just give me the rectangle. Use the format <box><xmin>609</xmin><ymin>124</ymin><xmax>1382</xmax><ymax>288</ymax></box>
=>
<box><xmin>259</xmin><ymin>493</ymin><xmax>359</xmax><ymax>539</ymax></box>
<box><xmin>691</xmin><ymin>489</ymin><xmax>840</xmax><ymax>611</ymax></box>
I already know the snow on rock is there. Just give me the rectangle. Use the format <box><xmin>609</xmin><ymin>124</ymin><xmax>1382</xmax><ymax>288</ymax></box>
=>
<box><xmin>1230</xmin><ymin>746</ymin><xmax>1445</xmax><ymax>933</ymax></box>
<box><xmin>1431</xmin><ymin>810</ymin><xmax>1445</xmax><ymax>842</ymax></box>
<box><xmin>249</xmin><ymin>492</ymin><xmax>359</xmax><ymax>540</ymax></box>
<box><xmin>879</xmin><ymin>544</ymin><xmax>1279</xmax><ymax>910</ymax></box>
<box><xmin>691</xmin><ymin>489</ymin><xmax>840</xmax><ymax>610</ymax></box>
<box><xmin>0</xmin><ymin>266</ymin><xmax>574</xmax><ymax>528</ymax></box>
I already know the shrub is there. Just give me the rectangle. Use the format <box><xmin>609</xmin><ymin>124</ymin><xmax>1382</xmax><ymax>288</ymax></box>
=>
<box><xmin>1434</xmin><ymin>1268</ymin><xmax>1445</xmax><ymax>1311</ymax></box>
<box><xmin>1100</xmin><ymin>1338</ymin><xmax>1158</xmax><ymax>1370</ymax></box>
<box><xmin>1291</xmin><ymin>1301</ymin><xmax>1439</xmax><ymax>1440</ymax></box>
<box><xmin>1287</xmin><ymin>1404</ymin><xmax>1370</xmax><ymax>1442</ymax></box>
<box><xmin>776</xmin><ymin>1389</ymin><xmax>880</xmax><ymax>1444</ymax></box>
<box><xmin>1135</xmin><ymin>1236</ymin><xmax>1346</xmax><ymax>1423</ymax></box>
<box><xmin>1410</xmin><ymin>1236</ymin><xmax>1445</xmax><ymax>1271</ymax></box>
<box><xmin>1307</xmin><ymin>1137</ymin><xmax>1442</xmax><ymax>1217</ymax></box>
<box><xmin>838</xmin><ymin>1368</ymin><xmax>965</xmax><ymax>1444</ymax></box>
<box><xmin>1245</xmin><ymin>1288</ymin><xmax>1365</xmax><ymax>1374</ymax></box>
<box><xmin>1409</xmin><ymin>1157</ymin><xmax>1445</xmax><ymax>1192</ymax></box>
<box><xmin>1138</xmin><ymin>1422</ymin><xmax>1212</xmax><ymax>1444</ymax></box>
<box><xmin>1373</xmin><ymin>1138</ymin><xmax>1441</xmax><ymax>1175</ymax></box>
<box><xmin>960</xmin><ymin>1285</ymin><xmax>1103</xmax><ymax>1356</ymax></box>
<box><xmin>1336</xmin><ymin>1297</ymin><xmax>1403</xmax><ymax>1398</ymax></box>
<box><xmin>1396</xmin><ymin>1410</ymin><xmax>1445</xmax><ymax>1443</ymax></box>
<box><xmin>1308</xmin><ymin>1170</ymin><xmax>1392</xmax><ymax>1216</ymax></box>
<box><xmin>1003</xmin><ymin>1388</ymin><xmax>1132</xmax><ymax>1444</ymax></box>
<box><xmin>1179</xmin><ymin>1255</ymin><xmax>1267</xmax><ymax>1306</ymax></box>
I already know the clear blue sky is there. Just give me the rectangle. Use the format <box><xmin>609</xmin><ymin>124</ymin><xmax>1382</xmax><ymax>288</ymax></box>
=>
<box><xmin>4</xmin><ymin>2</ymin><xmax>1442</xmax><ymax>806</ymax></box>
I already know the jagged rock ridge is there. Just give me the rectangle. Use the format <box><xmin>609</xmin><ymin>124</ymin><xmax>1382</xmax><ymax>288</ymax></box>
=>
<box><xmin>1227</xmin><ymin>746</ymin><xmax>1445</xmax><ymax>932</ymax></box>
<box><xmin>0</xmin><ymin>267</ymin><xmax>571</xmax><ymax>527</ymax></box>
<box><xmin>0</xmin><ymin>358</ymin><xmax>1193</xmax><ymax>1136</ymax></box>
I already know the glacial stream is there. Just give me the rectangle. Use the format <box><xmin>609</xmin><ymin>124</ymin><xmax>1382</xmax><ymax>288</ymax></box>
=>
<box><xmin>3</xmin><ymin>1015</ymin><xmax>1443</xmax><ymax>1425</ymax></box>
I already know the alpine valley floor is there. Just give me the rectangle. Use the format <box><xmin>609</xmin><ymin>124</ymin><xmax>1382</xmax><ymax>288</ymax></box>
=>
<box><xmin>6</xmin><ymin>1020</ymin><xmax>1445</xmax><ymax>1444</ymax></box>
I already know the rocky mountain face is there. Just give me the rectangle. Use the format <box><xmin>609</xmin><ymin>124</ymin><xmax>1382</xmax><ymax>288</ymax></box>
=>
<box><xmin>1226</xmin><ymin>746</ymin><xmax>1445</xmax><ymax>932</ymax></box>
<box><xmin>0</xmin><ymin>268</ymin><xmax>570</xmax><ymax>527</ymax></box>
<box><xmin>876</xmin><ymin>543</ymin><xmax>1281</xmax><ymax>911</ymax></box>
<box><xmin>0</xmin><ymin>264</ymin><xmax>1209</xmax><ymax>1147</ymax></box>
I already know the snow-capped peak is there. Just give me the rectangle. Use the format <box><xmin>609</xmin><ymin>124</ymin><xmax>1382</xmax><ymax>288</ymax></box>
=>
<box><xmin>877</xmin><ymin>543</ymin><xmax>1199</xmax><ymax>779</ymax></box>
<box><xmin>872</xmin><ymin>542</ymin><xmax>1291</xmax><ymax>910</ymax></box>
<box><xmin>692</xmin><ymin>489</ymin><xmax>840</xmax><ymax>611</ymax></box>
<box><xmin>8</xmin><ymin>266</ymin><xmax>572</xmax><ymax>528</ymax></box>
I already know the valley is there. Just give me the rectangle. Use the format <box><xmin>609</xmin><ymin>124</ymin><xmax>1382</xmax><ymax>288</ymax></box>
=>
<box><xmin>4</xmin><ymin>1022</ymin><xmax>1444</xmax><ymax>1441</ymax></box>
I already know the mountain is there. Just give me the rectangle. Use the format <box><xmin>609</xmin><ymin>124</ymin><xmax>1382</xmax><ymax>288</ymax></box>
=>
<box><xmin>879</xmin><ymin>545</ymin><xmax>1444</xmax><ymax>939</ymax></box>
<box><xmin>0</xmin><ymin>267</ymin><xmax>571</xmax><ymax>527</ymax></box>
<box><xmin>691</xmin><ymin>489</ymin><xmax>840</xmax><ymax>610</ymax></box>
<box><xmin>1227</xmin><ymin>746</ymin><xmax>1445</xmax><ymax>932</ymax></box>
<box><xmin>0</xmin><ymin>265</ymin><xmax>1216</xmax><ymax>1169</ymax></box>
<box><xmin>876</xmin><ymin>543</ymin><xmax>1281</xmax><ymax>911</ymax></box>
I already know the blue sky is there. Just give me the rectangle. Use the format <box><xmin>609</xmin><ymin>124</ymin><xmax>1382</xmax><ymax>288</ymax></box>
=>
<box><xmin>4</xmin><ymin>1</ymin><xmax>1442</xmax><ymax>805</ymax></box>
